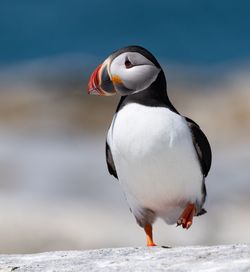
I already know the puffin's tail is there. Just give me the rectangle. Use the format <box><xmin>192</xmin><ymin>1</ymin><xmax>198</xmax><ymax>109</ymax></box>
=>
<box><xmin>197</xmin><ymin>208</ymin><xmax>207</xmax><ymax>216</ymax></box>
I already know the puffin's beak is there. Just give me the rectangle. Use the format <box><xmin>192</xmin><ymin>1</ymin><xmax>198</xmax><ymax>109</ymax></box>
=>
<box><xmin>87</xmin><ymin>60</ymin><xmax>116</xmax><ymax>96</ymax></box>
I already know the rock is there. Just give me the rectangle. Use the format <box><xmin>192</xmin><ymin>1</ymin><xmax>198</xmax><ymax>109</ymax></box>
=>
<box><xmin>0</xmin><ymin>245</ymin><xmax>249</xmax><ymax>272</ymax></box>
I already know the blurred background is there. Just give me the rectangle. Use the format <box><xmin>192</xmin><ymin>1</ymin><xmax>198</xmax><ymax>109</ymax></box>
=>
<box><xmin>0</xmin><ymin>0</ymin><xmax>249</xmax><ymax>253</ymax></box>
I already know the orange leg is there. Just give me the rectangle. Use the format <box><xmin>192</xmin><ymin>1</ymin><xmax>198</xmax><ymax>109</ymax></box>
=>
<box><xmin>144</xmin><ymin>224</ymin><xmax>157</xmax><ymax>247</ymax></box>
<box><xmin>177</xmin><ymin>203</ymin><xmax>196</xmax><ymax>229</ymax></box>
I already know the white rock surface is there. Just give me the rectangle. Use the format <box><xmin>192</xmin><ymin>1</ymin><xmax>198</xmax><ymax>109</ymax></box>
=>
<box><xmin>0</xmin><ymin>245</ymin><xmax>249</xmax><ymax>272</ymax></box>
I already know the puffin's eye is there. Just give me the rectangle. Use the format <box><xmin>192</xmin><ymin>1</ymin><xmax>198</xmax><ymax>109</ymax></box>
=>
<box><xmin>125</xmin><ymin>59</ymin><xmax>133</xmax><ymax>69</ymax></box>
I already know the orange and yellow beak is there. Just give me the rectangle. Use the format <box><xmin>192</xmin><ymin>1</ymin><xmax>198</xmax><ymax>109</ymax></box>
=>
<box><xmin>87</xmin><ymin>61</ymin><xmax>116</xmax><ymax>96</ymax></box>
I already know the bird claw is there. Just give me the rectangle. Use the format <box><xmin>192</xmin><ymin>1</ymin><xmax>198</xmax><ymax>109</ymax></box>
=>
<box><xmin>186</xmin><ymin>221</ymin><xmax>192</xmax><ymax>229</ymax></box>
<box><xmin>177</xmin><ymin>203</ymin><xmax>196</xmax><ymax>229</ymax></box>
<box><xmin>176</xmin><ymin>220</ymin><xmax>182</xmax><ymax>227</ymax></box>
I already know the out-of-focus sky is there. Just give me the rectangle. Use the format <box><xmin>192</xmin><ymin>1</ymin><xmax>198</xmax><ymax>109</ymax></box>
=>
<box><xmin>1</xmin><ymin>0</ymin><xmax>250</xmax><ymax>65</ymax></box>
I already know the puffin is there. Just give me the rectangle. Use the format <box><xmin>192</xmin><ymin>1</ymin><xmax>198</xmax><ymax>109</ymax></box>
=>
<box><xmin>87</xmin><ymin>45</ymin><xmax>212</xmax><ymax>247</ymax></box>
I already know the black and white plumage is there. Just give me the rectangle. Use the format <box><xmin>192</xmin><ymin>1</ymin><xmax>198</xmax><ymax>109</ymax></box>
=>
<box><xmin>88</xmin><ymin>46</ymin><xmax>212</xmax><ymax>246</ymax></box>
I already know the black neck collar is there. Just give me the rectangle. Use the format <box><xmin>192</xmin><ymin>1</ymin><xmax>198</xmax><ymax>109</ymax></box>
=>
<box><xmin>116</xmin><ymin>71</ymin><xmax>178</xmax><ymax>113</ymax></box>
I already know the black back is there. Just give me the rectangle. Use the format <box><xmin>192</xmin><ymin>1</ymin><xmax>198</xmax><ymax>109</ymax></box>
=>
<box><xmin>185</xmin><ymin>117</ymin><xmax>212</xmax><ymax>177</ymax></box>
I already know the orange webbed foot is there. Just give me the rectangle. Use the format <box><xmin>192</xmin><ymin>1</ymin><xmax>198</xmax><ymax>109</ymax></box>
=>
<box><xmin>144</xmin><ymin>224</ymin><xmax>157</xmax><ymax>247</ymax></box>
<box><xmin>177</xmin><ymin>203</ymin><xmax>196</xmax><ymax>229</ymax></box>
<box><xmin>147</xmin><ymin>242</ymin><xmax>157</xmax><ymax>247</ymax></box>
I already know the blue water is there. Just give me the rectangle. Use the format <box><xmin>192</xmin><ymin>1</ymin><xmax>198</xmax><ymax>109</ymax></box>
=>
<box><xmin>1</xmin><ymin>0</ymin><xmax>250</xmax><ymax>65</ymax></box>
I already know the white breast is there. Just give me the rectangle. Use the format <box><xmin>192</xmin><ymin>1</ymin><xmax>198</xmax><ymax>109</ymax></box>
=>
<box><xmin>107</xmin><ymin>103</ymin><xmax>203</xmax><ymax>224</ymax></box>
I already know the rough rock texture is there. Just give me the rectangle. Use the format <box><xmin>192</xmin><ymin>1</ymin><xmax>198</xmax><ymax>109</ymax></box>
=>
<box><xmin>0</xmin><ymin>245</ymin><xmax>249</xmax><ymax>272</ymax></box>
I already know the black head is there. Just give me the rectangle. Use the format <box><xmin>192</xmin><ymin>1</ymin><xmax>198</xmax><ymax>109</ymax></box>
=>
<box><xmin>87</xmin><ymin>45</ymin><xmax>166</xmax><ymax>96</ymax></box>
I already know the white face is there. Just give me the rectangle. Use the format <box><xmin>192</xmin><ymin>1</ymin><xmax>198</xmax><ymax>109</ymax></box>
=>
<box><xmin>109</xmin><ymin>52</ymin><xmax>161</xmax><ymax>94</ymax></box>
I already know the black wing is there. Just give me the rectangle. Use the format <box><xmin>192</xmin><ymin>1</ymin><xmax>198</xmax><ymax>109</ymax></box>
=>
<box><xmin>185</xmin><ymin>117</ymin><xmax>212</xmax><ymax>177</ymax></box>
<box><xmin>105</xmin><ymin>141</ymin><xmax>118</xmax><ymax>179</ymax></box>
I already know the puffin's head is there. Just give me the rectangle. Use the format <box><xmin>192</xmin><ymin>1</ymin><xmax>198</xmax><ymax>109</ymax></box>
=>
<box><xmin>87</xmin><ymin>46</ymin><xmax>162</xmax><ymax>96</ymax></box>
